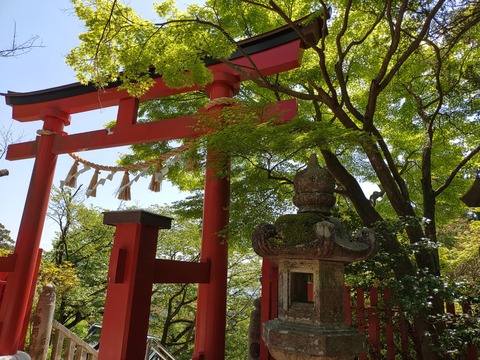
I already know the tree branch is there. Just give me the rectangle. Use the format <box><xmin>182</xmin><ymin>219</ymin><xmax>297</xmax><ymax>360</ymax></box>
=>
<box><xmin>0</xmin><ymin>22</ymin><xmax>43</xmax><ymax>58</ymax></box>
<box><xmin>435</xmin><ymin>144</ymin><xmax>480</xmax><ymax>197</ymax></box>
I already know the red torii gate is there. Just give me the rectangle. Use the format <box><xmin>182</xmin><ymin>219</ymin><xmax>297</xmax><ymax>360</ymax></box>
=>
<box><xmin>0</xmin><ymin>19</ymin><xmax>320</xmax><ymax>359</ymax></box>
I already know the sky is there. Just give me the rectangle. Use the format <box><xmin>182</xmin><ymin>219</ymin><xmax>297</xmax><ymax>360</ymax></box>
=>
<box><xmin>0</xmin><ymin>1</ymin><xmax>194</xmax><ymax>250</ymax></box>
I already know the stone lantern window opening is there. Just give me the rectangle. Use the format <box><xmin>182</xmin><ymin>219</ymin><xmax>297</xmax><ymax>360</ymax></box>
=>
<box><xmin>290</xmin><ymin>271</ymin><xmax>313</xmax><ymax>305</ymax></box>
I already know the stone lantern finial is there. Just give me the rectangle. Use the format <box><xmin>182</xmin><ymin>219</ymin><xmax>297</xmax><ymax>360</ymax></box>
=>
<box><xmin>293</xmin><ymin>154</ymin><xmax>336</xmax><ymax>214</ymax></box>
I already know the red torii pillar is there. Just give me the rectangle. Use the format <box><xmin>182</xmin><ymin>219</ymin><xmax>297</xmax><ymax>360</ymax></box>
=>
<box><xmin>193</xmin><ymin>73</ymin><xmax>237</xmax><ymax>360</ymax></box>
<box><xmin>0</xmin><ymin>110</ymin><xmax>70</xmax><ymax>353</ymax></box>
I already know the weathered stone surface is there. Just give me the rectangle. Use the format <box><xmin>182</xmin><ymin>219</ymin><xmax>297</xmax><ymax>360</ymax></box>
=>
<box><xmin>293</xmin><ymin>155</ymin><xmax>336</xmax><ymax>214</ymax></box>
<box><xmin>252</xmin><ymin>216</ymin><xmax>375</xmax><ymax>262</ymax></box>
<box><xmin>252</xmin><ymin>154</ymin><xmax>376</xmax><ymax>360</ymax></box>
<box><xmin>263</xmin><ymin>320</ymin><xmax>364</xmax><ymax>360</ymax></box>
<box><xmin>277</xmin><ymin>260</ymin><xmax>346</xmax><ymax>325</ymax></box>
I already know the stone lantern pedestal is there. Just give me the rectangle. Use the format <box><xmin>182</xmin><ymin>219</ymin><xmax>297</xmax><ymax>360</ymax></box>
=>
<box><xmin>252</xmin><ymin>155</ymin><xmax>375</xmax><ymax>360</ymax></box>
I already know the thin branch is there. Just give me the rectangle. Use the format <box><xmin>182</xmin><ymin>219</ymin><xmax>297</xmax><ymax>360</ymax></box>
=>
<box><xmin>94</xmin><ymin>0</ymin><xmax>118</xmax><ymax>63</ymax></box>
<box><xmin>335</xmin><ymin>1</ymin><xmax>386</xmax><ymax>122</ymax></box>
<box><xmin>0</xmin><ymin>22</ymin><xmax>43</xmax><ymax>58</ymax></box>
<box><xmin>379</xmin><ymin>0</ymin><xmax>447</xmax><ymax>91</ymax></box>
<box><xmin>434</xmin><ymin>144</ymin><xmax>480</xmax><ymax>197</ymax></box>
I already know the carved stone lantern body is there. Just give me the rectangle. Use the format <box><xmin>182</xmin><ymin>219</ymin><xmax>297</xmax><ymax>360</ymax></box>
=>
<box><xmin>252</xmin><ymin>155</ymin><xmax>376</xmax><ymax>360</ymax></box>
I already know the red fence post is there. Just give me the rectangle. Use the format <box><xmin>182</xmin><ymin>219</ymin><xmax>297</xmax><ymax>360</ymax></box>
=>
<box><xmin>99</xmin><ymin>210</ymin><xmax>172</xmax><ymax>360</ymax></box>
<box><xmin>383</xmin><ymin>288</ymin><xmax>395</xmax><ymax>360</ymax></box>
<box><xmin>467</xmin><ymin>344</ymin><xmax>478</xmax><ymax>360</ymax></box>
<box><xmin>260</xmin><ymin>258</ymin><xmax>278</xmax><ymax>360</ymax></box>
<box><xmin>399</xmin><ymin>308</ymin><xmax>410</xmax><ymax>358</ymax></box>
<box><xmin>345</xmin><ymin>286</ymin><xmax>352</xmax><ymax>326</ymax></box>
<box><xmin>368</xmin><ymin>287</ymin><xmax>380</xmax><ymax>359</ymax></box>
<box><xmin>356</xmin><ymin>287</ymin><xmax>367</xmax><ymax>360</ymax></box>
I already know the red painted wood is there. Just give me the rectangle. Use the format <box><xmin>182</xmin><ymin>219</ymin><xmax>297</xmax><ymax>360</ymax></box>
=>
<box><xmin>342</xmin><ymin>287</ymin><xmax>478</xmax><ymax>359</ymax></box>
<box><xmin>0</xmin><ymin>110</ymin><xmax>69</xmax><ymax>354</ymax></box>
<box><xmin>99</xmin><ymin>216</ymin><xmax>165</xmax><ymax>360</ymax></box>
<box><xmin>446</xmin><ymin>302</ymin><xmax>456</xmax><ymax>315</ymax></box>
<box><xmin>355</xmin><ymin>288</ymin><xmax>367</xmax><ymax>360</ymax></box>
<box><xmin>116</xmin><ymin>98</ymin><xmax>139</xmax><ymax>128</ymax></box>
<box><xmin>260</xmin><ymin>259</ymin><xmax>278</xmax><ymax>360</ymax></box>
<box><xmin>19</xmin><ymin>249</ymin><xmax>43</xmax><ymax>349</ymax></box>
<box><xmin>7</xmin><ymin>99</ymin><xmax>297</xmax><ymax>160</ymax></box>
<box><xmin>345</xmin><ymin>286</ymin><xmax>352</xmax><ymax>326</ymax></box>
<box><xmin>9</xmin><ymin>40</ymin><xmax>302</xmax><ymax>121</ymax></box>
<box><xmin>467</xmin><ymin>344</ymin><xmax>478</xmax><ymax>360</ymax></box>
<box><xmin>193</xmin><ymin>78</ymin><xmax>235</xmax><ymax>360</ymax></box>
<box><xmin>1</xmin><ymin>24</ymin><xmax>307</xmax><ymax>358</ymax></box>
<box><xmin>0</xmin><ymin>273</ymin><xmax>8</xmax><ymax>313</ymax></box>
<box><xmin>0</xmin><ymin>254</ymin><xmax>16</xmax><ymax>272</ymax></box>
<box><xmin>153</xmin><ymin>259</ymin><xmax>210</xmax><ymax>284</ymax></box>
<box><xmin>368</xmin><ymin>287</ymin><xmax>380</xmax><ymax>358</ymax></box>
<box><xmin>383</xmin><ymin>288</ymin><xmax>395</xmax><ymax>360</ymax></box>
<box><xmin>399</xmin><ymin>310</ymin><xmax>409</xmax><ymax>358</ymax></box>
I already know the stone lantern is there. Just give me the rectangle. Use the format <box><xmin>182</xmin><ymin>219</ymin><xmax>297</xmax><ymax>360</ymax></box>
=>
<box><xmin>252</xmin><ymin>154</ymin><xmax>376</xmax><ymax>360</ymax></box>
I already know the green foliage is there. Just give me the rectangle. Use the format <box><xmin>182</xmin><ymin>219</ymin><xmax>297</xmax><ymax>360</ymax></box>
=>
<box><xmin>436</xmin><ymin>218</ymin><xmax>480</xmax><ymax>356</ymax></box>
<box><xmin>43</xmin><ymin>186</ymin><xmax>114</xmax><ymax>329</ymax></box>
<box><xmin>0</xmin><ymin>223</ymin><xmax>14</xmax><ymax>252</ymax></box>
<box><xmin>440</xmin><ymin>219</ymin><xmax>480</xmax><ymax>282</ymax></box>
<box><xmin>347</xmin><ymin>216</ymin><xmax>480</xmax><ymax>358</ymax></box>
<box><xmin>38</xmin><ymin>261</ymin><xmax>79</xmax><ymax>295</ymax></box>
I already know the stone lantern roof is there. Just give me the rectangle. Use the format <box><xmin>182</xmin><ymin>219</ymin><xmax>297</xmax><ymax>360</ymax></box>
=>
<box><xmin>252</xmin><ymin>155</ymin><xmax>375</xmax><ymax>263</ymax></box>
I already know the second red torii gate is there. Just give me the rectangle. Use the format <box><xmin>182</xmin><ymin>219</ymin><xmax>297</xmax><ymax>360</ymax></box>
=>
<box><xmin>0</xmin><ymin>18</ymin><xmax>321</xmax><ymax>359</ymax></box>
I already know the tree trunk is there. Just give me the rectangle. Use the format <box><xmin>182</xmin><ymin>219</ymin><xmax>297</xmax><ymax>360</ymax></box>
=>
<box><xmin>321</xmin><ymin>149</ymin><xmax>416</xmax><ymax>279</ymax></box>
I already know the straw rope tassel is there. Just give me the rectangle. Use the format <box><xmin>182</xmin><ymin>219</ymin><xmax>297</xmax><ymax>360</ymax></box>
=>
<box><xmin>87</xmin><ymin>170</ymin><xmax>100</xmax><ymax>198</ymax></box>
<box><xmin>149</xmin><ymin>163</ymin><xmax>163</xmax><ymax>192</ymax></box>
<box><xmin>118</xmin><ymin>171</ymin><xmax>131</xmax><ymax>200</ymax></box>
<box><xmin>64</xmin><ymin>160</ymin><xmax>79</xmax><ymax>188</ymax></box>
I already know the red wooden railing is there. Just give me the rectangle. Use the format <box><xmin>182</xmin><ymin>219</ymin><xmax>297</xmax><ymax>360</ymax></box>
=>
<box><xmin>345</xmin><ymin>286</ymin><xmax>479</xmax><ymax>360</ymax></box>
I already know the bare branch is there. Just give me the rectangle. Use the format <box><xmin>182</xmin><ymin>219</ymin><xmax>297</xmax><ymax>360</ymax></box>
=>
<box><xmin>0</xmin><ymin>22</ymin><xmax>43</xmax><ymax>58</ymax></box>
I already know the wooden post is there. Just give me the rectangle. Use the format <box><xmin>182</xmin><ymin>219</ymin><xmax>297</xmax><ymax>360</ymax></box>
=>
<box><xmin>20</xmin><ymin>250</ymin><xmax>43</xmax><ymax>350</ymax></box>
<box><xmin>29</xmin><ymin>284</ymin><xmax>56</xmax><ymax>360</ymax></box>
<box><xmin>356</xmin><ymin>287</ymin><xmax>367</xmax><ymax>360</ymax></box>
<box><xmin>192</xmin><ymin>73</ymin><xmax>238</xmax><ymax>360</ymax></box>
<box><xmin>399</xmin><ymin>309</ymin><xmax>409</xmax><ymax>357</ymax></box>
<box><xmin>0</xmin><ymin>110</ymin><xmax>70</xmax><ymax>354</ymax></box>
<box><xmin>345</xmin><ymin>286</ymin><xmax>352</xmax><ymax>326</ymax></box>
<box><xmin>368</xmin><ymin>287</ymin><xmax>380</xmax><ymax>358</ymax></box>
<box><xmin>383</xmin><ymin>288</ymin><xmax>395</xmax><ymax>360</ymax></box>
<box><xmin>99</xmin><ymin>210</ymin><xmax>172</xmax><ymax>360</ymax></box>
<box><xmin>259</xmin><ymin>258</ymin><xmax>277</xmax><ymax>360</ymax></box>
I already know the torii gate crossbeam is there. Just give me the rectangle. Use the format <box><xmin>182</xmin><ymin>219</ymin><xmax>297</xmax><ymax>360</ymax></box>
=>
<box><xmin>0</xmin><ymin>18</ymin><xmax>321</xmax><ymax>359</ymax></box>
